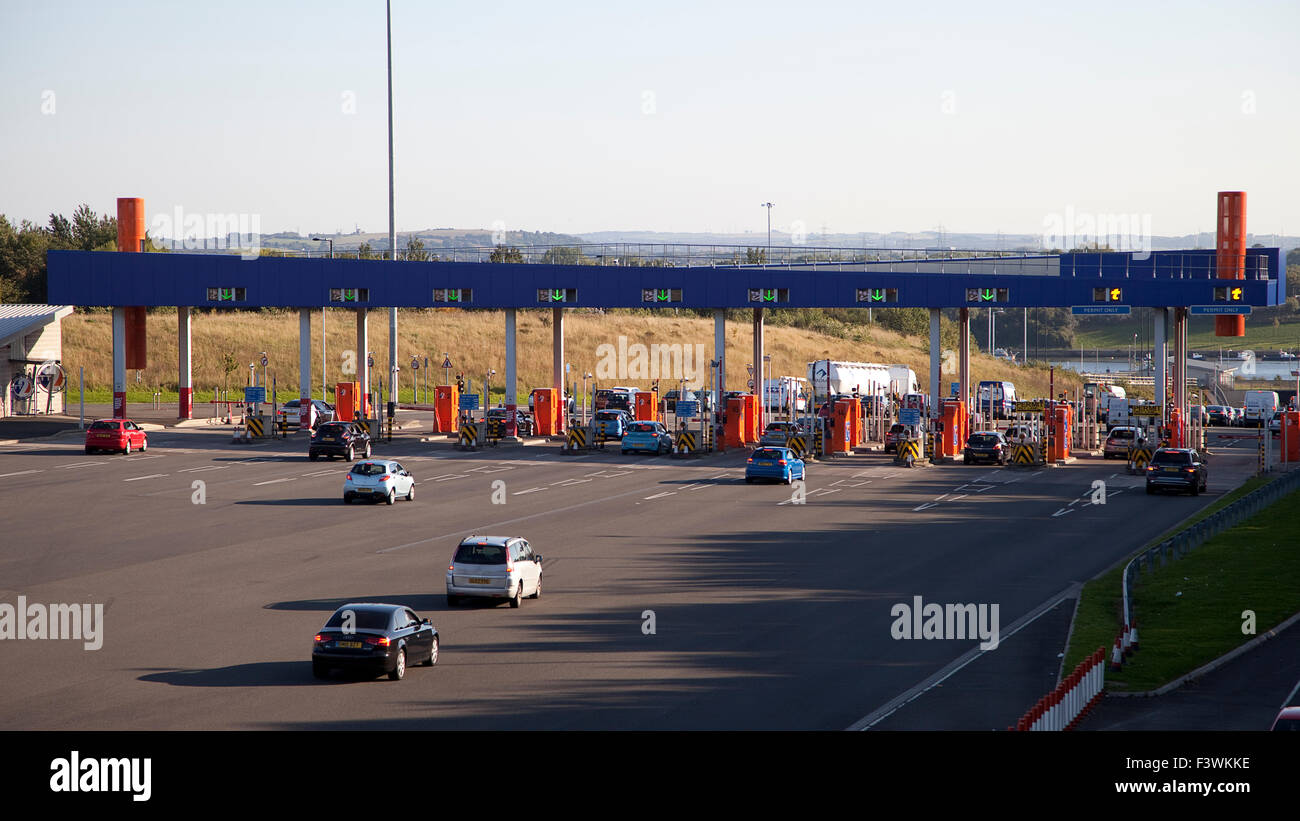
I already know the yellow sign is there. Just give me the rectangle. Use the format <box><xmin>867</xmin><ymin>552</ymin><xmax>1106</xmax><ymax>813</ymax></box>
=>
<box><xmin>1130</xmin><ymin>405</ymin><xmax>1162</xmax><ymax>417</ymax></box>
<box><xmin>1013</xmin><ymin>401</ymin><xmax>1045</xmax><ymax>413</ymax></box>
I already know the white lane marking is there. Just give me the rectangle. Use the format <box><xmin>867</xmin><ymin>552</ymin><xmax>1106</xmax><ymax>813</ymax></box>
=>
<box><xmin>512</xmin><ymin>487</ymin><xmax>547</xmax><ymax>495</ymax></box>
<box><xmin>434</xmin><ymin>475</ymin><xmax>467</xmax><ymax>482</ymax></box>
<box><xmin>818</xmin><ymin>488</ymin><xmax>841</xmax><ymax>496</ymax></box>
<box><xmin>0</xmin><ymin>469</ymin><xmax>43</xmax><ymax>479</ymax></box>
<box><xmin>124</xmin><ymin>473</ymin><xmax>168</xmax><ymax>482</ymax></box>
<box><xmin>179</xmin><ymin>465</ymin><xmax>229</xmax><ymax>473</ymax></box>
<box><xmin>1031</xmin><ymin>470</ymin><xmax>1045</xmax><ymax>477</ymax></box>
<box><xmin>933</xmin><ymin>493</ymin><xmax>951</xmax><ymax>502</ymax></box>
<box><xmin>253</xmin><ymin>477</ymin><xmax>298</xmax><ymax>486</ymax></box>
<box><xmin>1051</xmin><ymin>507</ymin><xmax>1075</xmax><ymax>517</ymax></box>
<box><xmin>301</xmin><ymin>470</ymin><xmax>341</xmax><ymax>477</ymax></box>
<box><xmin>949</xmin><ymin>494</ymin><xmax>967</xmax><ymax>502</ymax></box>
<box><xmin>644</xmin><ymin>491</ymin><xmax>676</xmax><ymax>499</ymax></box>
<box><xmin>60</xmin><ymin>461</ymin><xmax>105</xmax><ymax>469</ymax></box>
<box><xmin>681</xmin><ymin>483</ymin><xmax>709</xmax><ymax>492</ymax></box>
<box><xmin>466</xmin><ymin>465</ymin><xmax>512</xmax><ymax>473</ymax></box>
<box><xmin>912</xmin><ymin>502</ymin><xmax>939</xmax><ymax>511</ymax></box>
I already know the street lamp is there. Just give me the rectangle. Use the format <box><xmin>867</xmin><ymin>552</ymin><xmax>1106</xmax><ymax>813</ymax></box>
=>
<box><xmin>385</xmin><ymin>0</ymin><xmax>398</xmax><ymax>438</ymax></box>
<box><xmin>760</xmin><ymin>202</ymin><xmax>774</xmax><ymax>261</ymax></box>
<box><xmin>311</xmin><ymin>238</ymin><xmax>332</xmax><ymax>402</ymax></box>
<box><xmin>583</xmin><ymin>372</ymin><xmax>593</xmax><ymax>424</ymax></box>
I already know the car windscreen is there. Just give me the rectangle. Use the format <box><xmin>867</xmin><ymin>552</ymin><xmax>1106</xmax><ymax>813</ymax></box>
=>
<box><xmin>89</xmin><ymin>421</ymin><xmax>118</xmax><ymax>430</ymax></box>
<box><xmin>1108</xmin><ymin>430</ymin><xmax>1135</xmax><ymax>440</ymax></box>
<box><xmin>325</xmin><ymin>609</ymin><xmax>391</xmax><ymax>630</ymax></box>
<box><xmin>751</xmin><ymin>449</ymin><xmax>784</xmax><ymax>460</ymax></box>
<box><xmin>889</xmin><ymin>424</ymin><xmax>906</xmax><ymax>433</ymax></box>
<box><xmin>596</xmin><ymin>411</ymin><xmax>621</xmax><ymax>420</ymax></box>
<box><xmin>1151</xmin><ymin>451</ymin><xmax>1192</xmax><ymax>466</ymax></box>
<box><xmin>454</xmin><ymin>544</ymin><xmax>507</xmax><ymax>565</ymax></box>
<box><xmin>350</xmin><ymin>463</ymin><xmax>387</xmax><ymax>476</ymax></box>
<box><xmin>970</xmin><ymin>434</ymin><xmax>1001</xmax><ymax>445</ymax></box>
<box><xmin>316</xmin><ymin>423</ymin><xmax>348</xmax><ymax>435</ymax></box>
<box><xmin>627</xmin><ymin>422</ymin><xmax>656</xmax><ymax>432</ymax></box>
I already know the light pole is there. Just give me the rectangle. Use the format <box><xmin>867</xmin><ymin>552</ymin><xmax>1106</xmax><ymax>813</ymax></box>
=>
<box><xmin>385</xmin><ymin>0</ymin><xmax>398</xmax><ymax>435</ymax></box>
<box><xmin>583</xmin><ymin>372</ymin><xmax>593</xmax><ymax>425</ymax></box>
<box><xmin>760</xmin><ymin>202</ymin><xmax>774</xmax><ymax>261</ymax></box>
<box><xmin>312</xmin><ymin>238</ymin><xmax>333</xmax><ymax>402</ymax></box>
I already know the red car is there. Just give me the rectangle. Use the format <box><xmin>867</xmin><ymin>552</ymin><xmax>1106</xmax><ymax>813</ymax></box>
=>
<box><xmin>85</xmin><ymin>419</ymin><xmax>149</xmax><ymax>454</ymax></box>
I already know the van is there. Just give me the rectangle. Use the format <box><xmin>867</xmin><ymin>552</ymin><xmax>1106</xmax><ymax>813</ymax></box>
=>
<box><xmin>1244</xmin><ymin>391</ymin><xmax>1280</xmax><ymax>426</ymax></box>
<box><xmin>977</xmin><ymin>381</ymin><xmax>1017</xmax><ymax>419</ymax></box>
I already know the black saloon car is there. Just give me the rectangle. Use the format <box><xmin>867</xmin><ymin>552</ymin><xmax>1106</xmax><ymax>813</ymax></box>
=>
<box><xmin>963</xmin><ymin>431</ymin><xmax>1009</xmax><ymax>465</ymax></box>
<box><xmin>312</xmin><ymin>603</ymin><xmax>438</xmax><ymax>681</ymax></box>
<box><xmin>1145</xmin><ymin>448</ymin><xmax>1208</xmax><ymax>495</ymax></box>
<box><xmin>309</xmin><ymin>421</ymin><xmax>372</xmax><ymax>461</ymax></box>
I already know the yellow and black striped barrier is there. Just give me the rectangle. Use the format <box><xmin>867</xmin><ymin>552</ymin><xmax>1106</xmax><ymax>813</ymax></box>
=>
<box><xmin>788</xmin><ymin>434</ymin><xmax>807</xmax><ymax>460</ymax></box>
<box><xmin>246</xmin><ymin>416</ymin><xmax>265</xmax><ymax>438</ymax></box>
<box><xmin>1009</xmin><ymin>443</ymin><xmax>1036</xmax><ymax>466</ymax></box>
<box><xmin>486</xmin><ymin>418</ymin><xmax>504</xmax><ymax>445</ymax></box>
<box><xmin>356</xmin><ymin>419</ymin><xmax>371</xmax><ymax>436</ymax></box>
<box><xmin>1127</xmin><ymin>445</ymin><xmax>1153</xmax><ymax>474</ymax></box>
<box><xmin>895</xmin><ymin>438</ymin><xmax>920</xmax><ymax>466</ymax></box>
<box><xmin>564</xmin><ymin>426</ymin><xmax>589</xmax><ymax>453</ymax></box>
<box><xmin>674</xmin><ymin>429</ymin><xmax>698</xmax><ymax>456</ymax></box>
<box><xmin>813</xmin><ymin>427</ymin><xmax>824</xmax><ymax>457</ymax></box>
<box><xmin>458</xmin><ymin>422</ymin><xmax>479</xmax><ymax>451</ymax></box>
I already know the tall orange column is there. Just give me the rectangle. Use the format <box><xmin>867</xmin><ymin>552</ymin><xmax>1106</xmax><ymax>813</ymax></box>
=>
<box><xmin>1215</xmin><ymin>191</ymin><xmax>1246</xmax><ymax>337</ymax></box>
<box><xmin>115</xmin><ymin>197</ymin><xmax>147</xmax><ymax>417</ymax></box>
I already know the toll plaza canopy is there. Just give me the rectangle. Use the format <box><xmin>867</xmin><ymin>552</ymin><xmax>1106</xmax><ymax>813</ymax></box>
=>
<box><xmin>47</xmin><ymin>248</ymin><xmax>1283</xmax><ymax>310</ymax></box>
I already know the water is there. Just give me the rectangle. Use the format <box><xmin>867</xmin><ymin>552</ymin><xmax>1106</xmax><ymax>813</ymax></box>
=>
<box><xmin>1050</xmin><ymin>358</ymin><xmax>1300</xmax><ymax>380</ymax></box>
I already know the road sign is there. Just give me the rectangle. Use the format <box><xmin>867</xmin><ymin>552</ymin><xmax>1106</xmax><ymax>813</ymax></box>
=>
<box><xmin>900</xmin><ymin>408</ymin><xmax>921</xmax><ymax>426</ymax></box>
<box><xmin>675</xmin><ymin>400</ymin><xmax>699</xmax><ymax>417</ymax></box>
<box><xmin>1013</xmin><ymin>400</ymin><xmax>1045</xmax><ymax>413</ymax></box>
<box><xmin>244</xmin><ymin>386</ymin><xmax>266</xmax><ymax>404</ymax></box>
<box><xmin>442</xmin><ymin>356</ymin><xmax>452</xmax><ymax>369</ymax></box>
<box><xmin>1071</xmin><ymin>305</ymin><xmax>1131</xmax><ymax>316</ymax></box>
<box><xmin>411</xmin><ymin>358</ymin><xmax>420</xmax><ymax>370</ymax></box>
<box><xmin>747</xmin><ymin>378</ymin><xmax>755</xmax><ymax>390</ymax></box>
<box><xmin>36</xmin><ymin>361</ymin><xmax>67</xmax><ymax>393</ymax></box>
<box><xmin>260</xmin><ymin>355</ymin><xmax>269</xmax><ymax>367</ymax></box>
<box><xmin>1189</xmin><ymin>305</ymin><xmax>1252</xmax><ymax>315</ymax></box>
<box><xmin>1131</xmin><ymin>405</ymin><xmax>1162</xmax><ymax>417</ymax></box>
<box><xmin>10</xmin><ymin>374</ymin><xmax>34</xmax><ymax>400</ymax></box>
<box><xmin>458</xmin><ymin>394</ymin><xmax>479</xmax><ymax>411</ymax></box>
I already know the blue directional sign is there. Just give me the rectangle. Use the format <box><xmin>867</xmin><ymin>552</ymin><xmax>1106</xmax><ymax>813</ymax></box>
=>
<box><xmin>1071</xmin><ymin>305</ymin><xmax>1132</xmax><ymax>316</ymax></box>
<box><xmin>244</xmin><ymin>386</ymin><xmax>266</xmax><ymax>404</ymax></box>
<box><xmin>900</xmin><ymin>408</ymin><xmax>922</xmax><ymax>426</ymax></box>
<box><xmin>458</xmin><ymin>394</ymin><xmax>479</xmax><ymax>411</ymax></box>
<box><xmin>675</xmin><ymin>400</ymin><xmax>699</xmax><ymax>417</ymax></box>
<box><xmin>1189</xmin><ymin>305</ymin><xmax>1252</xmax><ymax>315</ymax></box>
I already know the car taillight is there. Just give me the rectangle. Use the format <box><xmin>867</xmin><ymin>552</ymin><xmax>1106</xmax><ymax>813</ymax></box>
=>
<box><xmin>314</xmin><ymin>634</ymin><xmax>328</xmax><ymax>643</ymax></box>
<box><xmin>364</xmin><ymin>636</ymin><xmax>390</xmax><ymax>646</ymax></box>
<box><xmin>448</xmin><ymin>565</ymin><xmax>455</xmax><ymax>571</ymax></box>
<box><xmin>1184</xmin><ymin>468</ymin><xmax>1195</xmax><ymax>473</ymax></box>
<box><xmin>379</xmin><ymin>475</ymin><xmax>390</xmax><ymax>481</ymax></box>
<box><xmin>747</xmin><ymin>458</ymin><xmax>753</xmax><ymax>463</ymax></box>
<box><xmin>1146</xmin><ymin>466</ymin><xmax>1156</xmax><ymax>472</ymax></box>
<box><xmin>345</xmin><ymin>475</ymin><xmax>352</xmax><ymax>482</ymax></box>
<box><xmin>777</xmin><ymin>460</ymin><xmax>787</xmax><ymax>466</ymax></box>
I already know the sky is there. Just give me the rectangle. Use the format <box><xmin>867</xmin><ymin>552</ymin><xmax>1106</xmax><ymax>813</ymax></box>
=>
<box><xmin>2</xmin><ymin>0</ymin><xmax>1297</xmax><ymax>240</ymax></box>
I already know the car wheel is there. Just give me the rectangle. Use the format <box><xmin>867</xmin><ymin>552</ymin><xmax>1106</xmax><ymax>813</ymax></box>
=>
<box><xmin>446</xmin><ymin>594</ymin><xmax>459</xmax><ymax>607</ymax></box>
<box><xmin>1190</xmin><ymin>481</ymin><xmax>1199</xmax><ymax>497</ymax></box>
<box><xmin>532</xmin><ymin>577</ymin><xmax>542</xmax><ymax>599</ymax></box>
<box><xmin>85</xmin><ymin>447</ymin><xmax>93</xmax><ymax>454</ymax></box>
<box><xmin>423</xmin><ymin>636</ymin><xmax>438</xmax><ymax>666</ymax></box>
<box><xmin>962</xmin><ymin>456</ymin><xmax>969</xmax><ymax>464</ymax></box>
<box><xmin>140</xmin><ymin>439</ymin><xmax>147</xmax><ymax>452</ymax></box>
<box><xmin>388</xmin><ymin>649</ymin><xmax>406</xmax><ymax>680</ymax></box>
<box><xmin>124</xmin><ymin>440</ymin><xmax>131</xmax><ymax>455</ymax></box>
<box><xmin>312</xmin><ymin>662</ymin><xmax>329</xmax><ymax>680</ymax></box>
<box><xmin>364</xmin><ymin>444</ymin><xmax>372</xmax><ymax>458</ymax></box>
<box><xmin>343</xmin><ymin>495</ymin><xmax>351</xmax><ymax>504</ymax></box>
<box><xmin>386</xmin><ymin>489</ymin><xmax>396</xmax><ymax>505</ymax></box>
<box><xmin>310</xmin><ymin>452</ymin><xmax>318</xmax><ymax>461</ymax></box>
<box><xmin>345</xmin><ymin>447</ymin><xmax>354</xmax><ymax>462</ymax></box>
<box><xmin>1146</xmin><ymin>484</ymin><xmax>1154</xmax><ymax>495</ymax></box>
<box><xmin>622</xmin><ymin>449</ymin><xmax>630</xmax><ymax>455</ymax></box>
<box><xmin>510</xmin><ymin>584</ymin><xmax>522</xmax><ymax>608</ymax></box>
<box><xmin>745</xmin><ymin>477</ymin><xmax>754</xmax><ymax>484</ymax></box>
<box><xmin>406</xmin><ymin>483</ymin><xmax>414</xmax><ymax>502</ymax></box>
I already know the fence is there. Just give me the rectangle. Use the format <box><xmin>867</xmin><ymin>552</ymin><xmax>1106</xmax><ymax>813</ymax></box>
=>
<box><xmin>1012</xmin><ymin>649</ymin><xmax>1107</xmax><ymax>731</ymax></box>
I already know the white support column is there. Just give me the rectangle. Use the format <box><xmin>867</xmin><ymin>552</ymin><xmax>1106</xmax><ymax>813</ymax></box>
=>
<box><xmin>178</xmin><ymin>306</ymin><xmax>193</xmax><ymax>419</ymax></box>
<box><xmin>505</xmin><ymin>308</ymin><xmax>518</xmax><ymax>438</ymax></box>
<box><xmin>112</xmin><ymin>306</ymin><xmax>126</xmax><ymax>418</ymax></box>
<box><xmin>1153</xmin><ymin>308</ymin><xmax>1167</xmax><ymax>415</ymax></box>
<box><xmin>714</xmin><ymin>309</ymin><xmax>726</xmax><ymax>413</ymax></box>
<box><xmin>299</xmin><ymin>309</ymin><xmax>312</xmax><ymax>427</ymax></box>
<box><xmin>929</xmin><ymin>308</ymin><xmax>941</xmax><ymax>418</ymax></box>
<box><xmin>753</xmin><ymin>307</ymin><xmax>764</xmax><ymax>431</ymax></box>
<box><xmin>356</xmin><ymin>309</ymin><xmax>369</xmax><ymax>413</ymax></box>
<box><xmin>959</xmin><ymin>308</ymin><xmax>970</xmax><ymax>416</ymax></box>
<box><xmin>553</xmin><ymin>306</ymin><xmax>564</xmax><ymax>433</ymax></box>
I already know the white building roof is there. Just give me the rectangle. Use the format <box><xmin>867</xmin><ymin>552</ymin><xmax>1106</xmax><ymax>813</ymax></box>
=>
<box><xmin>0</xmin><ymin>304</ymin><xmax>74</xmax><ymax>351</ymax></box>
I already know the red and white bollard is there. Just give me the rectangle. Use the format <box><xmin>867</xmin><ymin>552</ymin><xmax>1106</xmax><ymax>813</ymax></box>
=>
<box><xmin>1110</xmin><ymin>636</ymin><xmax>1124</xmax><ymax>672</ymax></box>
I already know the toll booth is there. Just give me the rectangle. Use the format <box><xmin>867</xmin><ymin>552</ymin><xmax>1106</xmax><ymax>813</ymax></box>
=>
<box><xmin>829</xmin><ymin>398</ymin><xmax>854</xmax><ymax>454</ymax></box>
<box><xmin>725</xmin><ymin>396</ymin><xmax>746</xmax><ymax>449</ymax></box>
<box><xmin>1048</xmin><ymin>403</ymin><xmax>1073</xmax><ymax>462</ymax></box>
<box><xmin>335</xmin><ymin>381</ymin><xmax>360</xmax><ymax>422</ymax></box>
<box><xmin>739</xmin><ymin>394</ymin><xmax>759</xmax><ymax>443</ymax></box>
<box><xmin>940</xmin><ymin>399</ymin><xmax>968</xmax><ymax>459</ymax></box>
<box><xmin>634</xmin><ymin>391</ymin><xmax>658</xmax><ymax>422</ymax></box>
<box><xmin>433</xmin><ymin>384</ymin><xmax>459</xmax><ymax>433</ymax></box>
<box><xmin>1282</xmin><ymin>411</ymin><xmax>1300</xmax><ymax>463</ymax></box>
<box><xmin>1168</xmin><ymin>407</ymin><xmax>1185</xmax><ymax>448</ymax></box>
<box><xmin>534</xmin><ymin>388</ymin><xmax>559</xmax><ymax>436</ymax></box>
<box><xmin>849</xmin><ymin>400</ymin><xmax>864</xmax><ymax>446</ymax></box>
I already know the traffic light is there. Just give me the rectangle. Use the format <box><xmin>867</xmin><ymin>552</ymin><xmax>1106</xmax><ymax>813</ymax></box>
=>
<box><xmin>1214</xmin><ymin>286</ymin><xmax>1245</xmax><ymax>303</ymax></box>
<box><xmin>1230</xmin><ymin>286</ymin><xmax>1243</xmax><ymax>302</ymax></box>
<box><xmin>1110</xmin><ymin>287</ymin><xmax>1122</xmax><ymax>302</ymax></box>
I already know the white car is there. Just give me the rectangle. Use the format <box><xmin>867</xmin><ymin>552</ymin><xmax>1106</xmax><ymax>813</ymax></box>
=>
<box><xmin>446</xmin><ymin>536</ymin><xmax>543</xmax><ymax>608</ymax></box>
<box><xmin>343</xmin><ymin>459</ymin><xmax>415</xmax><ymax>505</ymax></box>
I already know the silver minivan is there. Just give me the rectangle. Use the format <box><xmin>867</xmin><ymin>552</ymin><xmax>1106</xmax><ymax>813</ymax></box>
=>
<box><xmin>445</xmin><ymin>536</ymin><xmax>543</xmax><ymax>608</ymax></box>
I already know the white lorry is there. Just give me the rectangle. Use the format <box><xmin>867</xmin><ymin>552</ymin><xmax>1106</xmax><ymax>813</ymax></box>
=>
<box><xmin>807</xmin><ymin>360</ymin><xmax>892</xmax><ymax>404</ymax></box>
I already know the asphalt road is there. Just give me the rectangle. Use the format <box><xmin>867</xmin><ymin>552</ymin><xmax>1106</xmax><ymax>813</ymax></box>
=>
<box><xmin>0</xmin><ymin>426</ymin><xmax>1261</xmax><ymax>730</ymax></box>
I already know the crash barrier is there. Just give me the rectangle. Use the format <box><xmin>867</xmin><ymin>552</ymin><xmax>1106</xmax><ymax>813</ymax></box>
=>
<box><xmin>1011</xmin><ymin>649</ymin><xmax>1107</xmax><ymax>731</ymax></box>
<box><xmin>458</xmin><ymin>421</ymin><xmax>479</xmax><ymax>451</ymax></box>
<box><xmin>1115</xmin><ymin>466</ymin><xmax>1300</xmax><ymax>675</ymax></box>
<box><xmin>926</xmin><ymin>430</ymin><xmax>936</xmax><ymax>463</ymax></box>
<box><xmin>1008</xmin><ymin>442</ymin><xmax>1036</xmax><ymax>466</ymax></box>
<box><xmin>813</xmin><ymin>425</ymin><xmax>824</xmax><ymax>457</ymax></box>
<box><xmin>276</xmin><ymin>417</ymin><xmax>289</xmax><ymax>437</ymax></box>
<box><xmin>787</xmin><ymin>434</ymin><xmax>807</xmax><ymax>460</ymax></box>
<box><xmin>1126</xmin><ymin>445</ymin><xmax>1153</xmax><ymax>474</ymax></box>
<box><xmin>895</xmin><ymin>438</ymin><xmax>921</xmax><ymax>467</ymax></box>
<box><xmin>1258</xmin><ymin>434</ymin><xmax>1266</xmax><ymax>474</ymax></box>
<box><xmin>673</xmin><ymin>428</ymin><xmax>698</xmax><ymax>456</ymax></box>
<box><xmin>486</xmin><ymin>418</ymin><xmax>504</xmax><ymax>444</ymax></box>
<box><xmin>356</xmin><ymin>419</ymin><xmax>371</xmax><ymax>436</ymax></box>
<box><xmin>594</xmin><ymin>426</ymin><xmax>609</xmax><ymax>450</ymax></box>
<box><xmin>564</xmin><ymin>426</ymin><xmax>589</xmax><ymax>453</ymax></box>
<box><xmin>246</xmin><ymin>416</ymin><xmax>265</xmax><ymax>438</ymax></box>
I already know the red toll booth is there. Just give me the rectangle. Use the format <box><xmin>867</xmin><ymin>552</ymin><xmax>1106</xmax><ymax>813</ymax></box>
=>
<box><xmin>849</xmin><ymin>401</ymin><xmax>863</xmax><ymax>446</ymax></box>
<box><xmin>1168</xmin><ymin>407</ymin><xmax>1185</xmax><ymax>448</ymax></box>
<box><xmin>742</xmin><ymin>394</ymin><xmax>759</xmax><ymax>443</ymax></box>
<box><xmin>534</xmin><ymin>388</ymin><xmax>559</xmax><ymax>436</ymax></box>
<box><xmin>634</xmin><ymin>391</ymin><xmax>657</xmax><ymax>422</ymax></box>
<box><xmin>433</xmin><ymin>384</ymin><xmax>459</xmax><ymax>433</ymax></box>
<box><xmin>1049</xmin><ymin>403</ymin><xmax>1072</xmax><ymax>462</ymax></box>
<box><xmin>335</xmin><ymin>382</ymin><xmax>360</xmax><ymax>422</ymax></box>
<box><xmin>830</xmin><ymin>398</ymin><xmax>854</xmax><ymax>454</ymax></box>
<box><xmin>725</xmin><ymin>396</ymin><xmax>746</xmax><ymax>449</ymax></box>
<box><xmin>941</xmin><ymin>400</ymin><xmax>968</xmax><ymax>458</ymax></box>
<box><xmin>1281</xmin><ymin>411</ymin><xmax>1300</xmax><ymax>463</ymax></box>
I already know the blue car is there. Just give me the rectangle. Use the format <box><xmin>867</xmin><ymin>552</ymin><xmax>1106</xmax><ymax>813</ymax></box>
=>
<box><xmin>745</xmin><ymin>446</ymin><xmax>806</xmax><ymax>485</ymax></box>
<box><xmin>622</xmin><ymin>420</ymin><xmax>672</xmax><ymax>455</ymax></box>
<box><xmin>593</xmin><ymin>409</ymin><xmax>631</xmax><ymax>440</ymax></box>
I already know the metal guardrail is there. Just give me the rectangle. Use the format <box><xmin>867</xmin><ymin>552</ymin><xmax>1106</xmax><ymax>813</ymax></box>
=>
<box><xmin>1122</xmin><ymin>466</ymin><xmax>1300</xmax><ymax>630</ymax></box>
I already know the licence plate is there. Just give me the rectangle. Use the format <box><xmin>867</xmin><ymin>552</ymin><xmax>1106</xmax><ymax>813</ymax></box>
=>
<box><xmin>323</xmin><ymin>437</ymin><xmax>336</xmax><ymax>442</ymax></box>
<box><xmin>469</xmin><ymin>577</ymin><xmax>492</xmax><ymax>585</ymax></box>
<box><xmin>1163</xmin><ymin>468</ymin><xmax>1178</xmax><ymax>473</ymax></box>
<box><xmin>357</xmin><ymin>488</ymin><xmax>372</xmax><ymax>493</ymax></box>
<box><xmin>757</xmin><ymin>461</ymin><xmax>772</xmax><ymax>466</ymax></box>
<box><xmin>337</xmin><ymin>641</ymin><xmax>362</xmax><ymax>649</ymax></box>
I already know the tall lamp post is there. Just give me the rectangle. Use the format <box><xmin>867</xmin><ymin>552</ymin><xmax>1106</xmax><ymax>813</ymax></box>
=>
<box><xmin>760</xmin><ymin>202</ymin><xmax>774</xmax><ymax>261</ymax></box>
<box><xmin>385</xmin><ymin>0</ymin><xmax>398</xmax><ymax>433</ymax></box>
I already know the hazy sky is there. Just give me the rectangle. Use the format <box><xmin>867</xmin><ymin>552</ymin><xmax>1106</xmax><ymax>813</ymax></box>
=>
<box><xmin>2</xmin><ymin>0</ymin><xmax>1297</xmax><ymax>239</ymax></box>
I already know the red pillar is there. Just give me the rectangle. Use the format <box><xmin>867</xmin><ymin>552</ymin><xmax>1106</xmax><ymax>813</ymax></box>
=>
<box><xmin>1215</xmin><ymin>191</ymin><xmax>1246</xmax><ymax>337</ymax></box>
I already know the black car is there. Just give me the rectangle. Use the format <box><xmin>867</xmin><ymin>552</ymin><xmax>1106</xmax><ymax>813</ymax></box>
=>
<box><xmin>1145</xmin><ymin>448</ymin><xmax>1208</xmax><ymax>495</ymax></box>
<box><xmin>312</xmin><ymin>603</ymin><xmax>438</xmax><ymax>681</ymax></box>
<box><xmin>309</xmin><ymin>421</ymin><xmax>372</xmax><ymax>461</ymax></box>
<box><xmin>1205</xmin><ymin>405</ymin><xmax>1233</xmax><ymax>427</ymax></box>
<box><xmin>963</xmin><ymin>431</ymin><xmax>1009</xmax><ymax>465</ymax></box>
